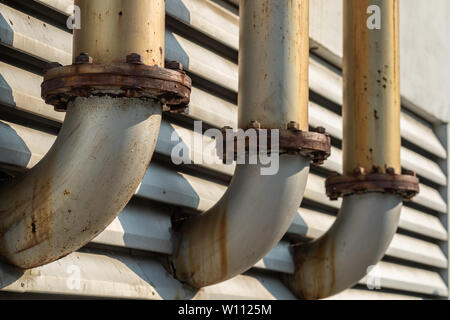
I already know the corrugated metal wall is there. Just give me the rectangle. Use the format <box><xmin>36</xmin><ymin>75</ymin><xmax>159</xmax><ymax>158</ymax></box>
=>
<box><xmin>0</xmin><ymin>0</ymin><xmax>448</xmax><ymax>300</ymax></box>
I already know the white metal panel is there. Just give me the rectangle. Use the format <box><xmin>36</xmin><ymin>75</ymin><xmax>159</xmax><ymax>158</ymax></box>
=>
<box><xmin>92</xmin><ymin>201</ymin><xmax>173</xmax><ymax>255</ymax></box>
<box><xmin>0</xmin><ymin>250</ymin><xmax>297</xmax><ymax>300</ymax></box>
<box><xmin>1</xmin><ymin>6</ymin><xmax>446</xmax><ymax>160</ymax></box>
<box><xmin>0</xmin><ymin>62</ymin><xmax>64</xmax><ymax>122</ymax></box>
<box><xmin>0</xmin><ymin>0</ymin><xmax>448</xmax><ymax>300</ymax></box>
<box><xmin>288</xmin><ymin>209</ymin><xmax>447</xmax><ymax>269</ymax></box>
<box><xmin>34</xmin><ymin>0</ymin><xmax>72</xmax><ymax>14</ymax></box>
<box><xmin>399</xmin><ymin>206</ymin><xmax>447</xmax><ymax>241</ymax></box>
<box><xmin>2</xmin><ymin>57</ymin><xmax>443</xmax><ymax>186</ymax></box>
<box><xmin>327</xmin><ymin>289</ymin><xmax>421</xmax><ymax>300</ymax></box>
<box><xmin>0</xmin><ymin>120</ymin><xmax>55</xmax><ymax>169</ymax></box>
<box><xmin>0</xmin><ymin>3</ymin><xmax>72</xmax><ymax>64</ymax></box>
<box><xmin>165</xmin><ymin>31</ymin><xmax>238</xmax><ymax>92</ymax></box>
<box><xmin>254</xmin><ymin>242</ymin><xmax>448</xmax><ymax>296</ymax></box>
<box><xmin>359</xmin><ymin>261</ymin><xmax>448</xmax><ymax>297</ymax></box>
<box><xmin>1</xmin><ymin>120</ymin><xmax>447</xmax><ymax>244</ymax></box>
<box><xmin>34</xmin><ymin>0</ymin><xmax>240</xmax><ymax>50</ymax></box>
<box><xmin>166</xmin><ymin>0</ymin><xmax>239</xmax><ymax>50</ymax></box>
<box><xmin>187</xmin><ymin>86</ymin><xmax>237</xmax><ymax>129</ymax></box>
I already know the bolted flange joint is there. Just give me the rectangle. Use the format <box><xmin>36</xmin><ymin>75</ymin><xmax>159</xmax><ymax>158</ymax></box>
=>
<box><xmin>220</xmin><ymin>121</ymin><xmax>331</xmax><ymax>165</ymax></box>
<box><xmin>41</xmin><ymin>53</ymin><xmax>192</xmax><ymax>113</ymax></box>
<box><xmin>325</xmin><ymin>167</ymin><xmax>420</xmax><ymax>201</ymax></box>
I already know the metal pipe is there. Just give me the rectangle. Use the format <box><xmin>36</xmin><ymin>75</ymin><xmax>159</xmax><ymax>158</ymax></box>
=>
<box><xmin>239</xmin><ymin>0</ymin><xmax>309</xmax><ymax>130</ymax></box>
<box><xmin>172</xmin><ymin>0</ymin><xmax>311</xmax><ymax>287</ymax></box>
<box><xmin>0</xmin><ymin>0</ymin><xmax>164</xmax><ymax>268</ymax></box>
<box><xmin>73</xmin><ymin>0</ymin><xmax>165</xmax><ymax>66</ymax></box>
<box><xmin>343</xmin><ymin>0</ymin><xmax>400</xmax><ymax>175</ymax></box>
<box><xmin>286</xmin><ymin>0</ymin><xmax>403</xmax><ymax>299</ymax></box>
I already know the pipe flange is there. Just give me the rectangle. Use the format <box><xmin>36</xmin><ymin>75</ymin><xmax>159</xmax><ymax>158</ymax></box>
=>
<box><xmin>325</xmin><ymin>168</ymin><xmax>420</xmax><ymax>201</ymax></box>
<box><xmin>221</xmin><ymin>123</ymin><xmax>331</xmax><ymax>165</ymax></box>
<box><xmin>41</xmin><ymin>53</ymin><xmax>192</xmax><ymax>112</ymax></box>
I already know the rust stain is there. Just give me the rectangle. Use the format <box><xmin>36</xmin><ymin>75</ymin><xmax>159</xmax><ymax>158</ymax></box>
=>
<box><xmin>292</xmin><ymin>234</ymin><xmax>336</xmax><ymax>300</ymax></box>
<box><xmin>218</xmin><ymin>206</ymin><xmax>228</xmax><ymax>281</ymax></box>
<box><xmin>184</xmin><ymin>203</ymin><xmax>228</xmax><ymax>286</ymax></box>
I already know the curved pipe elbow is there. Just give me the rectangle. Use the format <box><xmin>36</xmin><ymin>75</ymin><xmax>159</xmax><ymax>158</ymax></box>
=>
<box><xmin>286</xmin><ymin>193</ymin><xmax>402</xmax><ymax>299</ymax></box>
<box><xmin>0</xmin><ymin>96</ymin><xmax>161</xmax><ymax>268</ymax></box>
<box><xmin>172</xmin><ymin>155</ymin><xmax>310</xmax><ymax>288</ymax></box>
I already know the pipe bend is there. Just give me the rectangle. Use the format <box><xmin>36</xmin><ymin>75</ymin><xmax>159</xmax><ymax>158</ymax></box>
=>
<box><xmin>0</xmin><ymin>96</ymin><xmax>161</xmax><ymax>268</ymax></box>
<box><xmin>287</xmin><ymin>193</ymin><xmax>402</xmax><ymax>299</ymax></box>
<box><xmin>173</xmin><ymin>155</ymin><xmax>310</xmax><ymax>288</ymax></box>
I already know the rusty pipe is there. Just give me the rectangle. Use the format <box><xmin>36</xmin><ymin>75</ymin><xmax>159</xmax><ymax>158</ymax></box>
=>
<box><xmin>0</xmin><ymin>0</ymin><xmax>163</xmax><ymax>268</ymax></box>
<box><xmin>286</xmin><ymin>0</ymin><xmax>402</xmax><ymax>299</ymax></box>
<box><xmin>73</xmin><ymin>0</ymin><xmax>165</xmax><ymax>66</ymax></box>
<box><xmin>343</xmin><ymin>0</ymin><xmax>401</xmax><ymax>175</ymax></box>
<box><xmin>172</xmin><ymin>0</ymin><xmax>311</xmax><ymax>287</ymax></box>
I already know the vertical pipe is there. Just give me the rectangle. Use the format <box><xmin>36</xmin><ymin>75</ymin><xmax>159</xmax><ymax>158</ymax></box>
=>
<box><xmin>286</xmin><ymin>0</ymin><xmax>404</xmax><ymax>299</ymax></box>
<box><xmin>239</xmin><ymin>0</ymin><xmax>309</xmax><ymax>130</ymax></box>
<box><xmin>73</xmin><ymin>0</ymin><xmax>165</xmax><ymax>66</ymax></box>
<box><xmin>0</xmin><ymin>0</ymin><xmax>167</xmax><ymax>268</ymax></box>
<box><xmin>343</xmin><ymin>0</ymin><xmax>400</xmax><ymax>175</ymax></box>
<box><xmin>172</xmin><ymin>0</ymin><xmax>312</xmax><ymax>287</ymax></box>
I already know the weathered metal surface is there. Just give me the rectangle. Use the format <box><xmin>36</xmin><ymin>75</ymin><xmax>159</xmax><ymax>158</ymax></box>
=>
<box><xmin>325</xmin><ymin>171</ymin><xmax>420</xmax><ymax>201</ymax></box>
<box><xmin>285</xmin><ymin>0</ymin><xmax>409</xmax><ymax>300</ymax></box>
<box><xmin>1</xmin><ymin>0</ymin><xmax>448</xmax><ymax>300</ymax></box>
<box><xmin>2</xmin><ymin>2</ymin><xmax>447</xmax><ymax>160</ymax></box>
<box><xmin>343</xmin><ymin>0</ymin><xmax>401</xmax><ymax>175</ymax></box>
<box><xmin>238</xmin><ymin>0</ymin><xmax>309</xmax><ymax>130</ymax></box>
<box><xmin>0</xmin><ymin>0</ymin><xmax>167</xmax><ymax>269</ymax></box>
<box><xmin>73</xmin><ymin>0</ymin><xmax>165</xmax><ymax>66</ymax></box>
<box><xmin>0</xmin><ymin>96</ymin><xmax>162</xmax><ymax>268</ymax></box>
<box><xmin>287</xmin><ymin>193</ymin><xmax>403</xmax><ymax>299</ymax></box>
<box><xmin>172</xmin><ymin>0</ymin><xmax>312</xmax><ymax>288</ymax></box>
<box><xmin>221</xmin><ymin>127</ymin><xmax>331</xmax><ymax>165</ymax></box>
<box><xmin>42</xmin><ymin>54</ymin><xmax>192</xmax><ymax>112</ymax></box>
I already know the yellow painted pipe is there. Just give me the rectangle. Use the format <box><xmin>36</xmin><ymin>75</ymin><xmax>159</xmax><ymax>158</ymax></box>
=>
<box><xmin>0</xmin><ymin>0</ymin><xmax>165</xmax><ymax>268</ymax></box>
<box><xmin>343</xmin><ymin>0</ymin><xmax>401</xmax><ymax>175</ymax></box>
<box><xmin>239</xmin><ymin>0</ymin><xmax>309</xmax><ymax>130</ymax></box>
<box><xmin>73</xmin><ymin>0</ymin><xmax>165</xmax><ymax>66</ymax></box>
<box><xmin>286</xmin><ymin>0</ymin><xmax>403</xmax><ymax>300</ymax></box>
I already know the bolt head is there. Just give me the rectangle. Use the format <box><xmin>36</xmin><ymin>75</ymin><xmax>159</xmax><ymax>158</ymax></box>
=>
<box><xmin>126</xmin><ymin>53</ymin><xmax>143</xmax><ymax>64</ymax></box>
<box><xmin>329</xmin><ymin>193</ymin><xmax>339</xmax><ymax>201</ymax></box>
<box><xmin>165</xmin><ymin>61</ymin><xmax>183</xmax><ymax>71</ymax></box>
<box><xmin>314</xmin><ymin>159</ymin><xmax>324</xmax><ymax>166</ymax></box>
<box><xmin>353</xmin><ymin>167</ymin><xmax>366</xmax><ymax>176</ymax></box>
<box><xmin>44</xmin><ymin>62</ymin><xmax>62</xmax><ymax>72</ymax></box>
<box><xmin>404</xmin><ymin>169</ymin><xmax>416</xmax><ymax>177</ymax></box>
<box><xmin>221</xmin><ymin>126</ymin><xmax>233</xmax><ymax>136</ymax></box>
<box><xmin>248</xmin><ymin>120</ymin><xmax>261</xmax><ymax>130</ymax></box>
<box><xmin>386</xmin><ymin>167</ymin><xmax>396</xmax><ymax>175</ymax></box>
<box><xmin>74</xmin><ymin>53</ymin><xmax>93</xmax><ymax>64</ymax></box>
<box><xmin>287</xmin><ymin>121</ymin><xmax>299</xmax><ymax>131</ymax></box>
<box><xmin>315</xmin><ymin>126</ymin><xmax>326</xmax><ymax>134</ymax></box>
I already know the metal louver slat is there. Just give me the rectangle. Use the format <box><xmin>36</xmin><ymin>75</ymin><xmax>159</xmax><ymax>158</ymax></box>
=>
<box><xmin>0</xmin><ymin>0</ymin><xmax>447</xmax><ymax>300</ymax></box>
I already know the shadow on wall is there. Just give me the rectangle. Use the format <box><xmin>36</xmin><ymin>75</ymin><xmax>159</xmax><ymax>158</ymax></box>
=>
<box><xmin>0</xmin><ymin>11</ymin><xmax>14</xmax><ymax>46</ymax></box>
<box><xmin>166</xmin><ymin>0</ymin><xmax>191</xmax><ymax>27</ymax></box>
<box><xmin>165</xmin><ymin>0</ymin><xmax>191</xmax><ymax>70</ymax></box>
<box><xmin>0</xmin><ymin>79</ymin><xmax>29</xmax><ymax>290</ymax></box>
<box><xmin>116</xmin><ymin>123</ymin><xmax>202</xmax><ymax>299</ymax></box>
<box><xmin>0</xmin><ymin>121</ymin><xmax>32</xmax><ymax>169</ymax></box>
<box><xmin>0</xmin><ymin>76</ymin><xmax>29</xmax><ymax>290</ymax></box>
<box><xmin>0</xmin><ymin>260</ymin><xmax>24</xmax><ymax>291</ymax></box>
<box><xmin>0</xmin><ymin>8</ymin><xmax>31</xmax><ymax>284</ymax></box>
